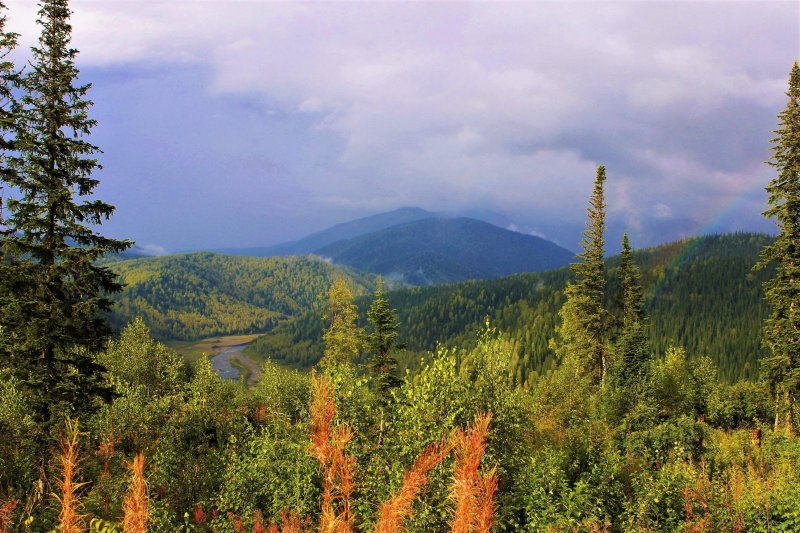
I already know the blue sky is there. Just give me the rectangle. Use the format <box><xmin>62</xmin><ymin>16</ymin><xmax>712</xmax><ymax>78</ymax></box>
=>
<box><xmin>6</xmin><ymin>1</ymin><xmax>798</xmax><ymax>253</ymax></box>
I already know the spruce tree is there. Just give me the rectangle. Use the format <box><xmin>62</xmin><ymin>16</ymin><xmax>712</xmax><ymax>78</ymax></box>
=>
<box><xmin>321</xmin><ymin>278</ymin><xmax>363</xmax><ymax>366</ymax></box>
<box><xmin>756</xmin><ymin>61</ymin><xmax>800</xmax><ymax>435</ymax></box>
<box><xmin>554</xmin><ymin>165</ymin><xmax>609</xmax><ymax>385</ymax></box>
<box><xmin>0</xmin><ymin>0</ymin><xmax>18</xmax><ymax>229</ymax></box>
<box><xmin>616</xmin><ymin>233</ymin><xmax>649</xmax><ymax>383</ymax></box>
<box><xmin>367</xmin><ymin>277</ymin><xmax>403</xmax><ymax>394</ymax></box>
<box><xmin>0</xmin><ymin>0</ymin><xmax>130</xmax><ymax>423</ymax></box>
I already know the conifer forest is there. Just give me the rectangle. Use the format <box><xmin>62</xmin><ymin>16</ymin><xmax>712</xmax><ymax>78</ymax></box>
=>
<box><xmin>0</xmin><ymin>1</ymin><xmax>799</xmax><ymax>532</ymax></box>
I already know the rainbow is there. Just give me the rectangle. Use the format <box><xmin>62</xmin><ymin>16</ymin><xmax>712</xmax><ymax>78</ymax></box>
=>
<box><xmin>641</xmin><ymin>170</ymin><xmax>769</xmax><ymax>307</ymax></box>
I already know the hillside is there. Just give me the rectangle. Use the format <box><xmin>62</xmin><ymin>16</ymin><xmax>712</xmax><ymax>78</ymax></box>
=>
<box><xmin>216</xmin><ymin>206</ymin><xmax>440</xmax><ymax>256</ymax></box>
<box><xmin>246</xmin><ymin>233</ymin><xmax>773</xmax><ymax>381</ymax></box>
<box><xmin>315</xmin><ymin>217</ymin><xmax>575</xmax><ymax>285</ymax></box>
<box><xmin>107</xmin><ymin>252</ymin><xmax>374</xmax><ymax>340</ymax></box>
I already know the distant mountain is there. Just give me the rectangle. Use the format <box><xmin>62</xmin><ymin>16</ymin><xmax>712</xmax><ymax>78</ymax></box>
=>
<box><xmin>107</xmin><ymin>253</ymin><xmax>374</xmax><ymax>341</ymax></box>
<box><xmin>218</xmin><ymin>207</ymin><xmax>441</xmax><ymax>257</ymax></box>
<box><xmin>314</xmin><ymin>217</ymin><xmax>575</xmax><ymax>285</ymax></box>
<box><xmin>246</xmin><ymin>233</ymin><xmax>772</xmax><ymax>382</ymax></box>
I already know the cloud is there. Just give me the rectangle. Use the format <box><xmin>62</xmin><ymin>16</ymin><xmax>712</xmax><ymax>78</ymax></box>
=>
<box><xmin>135</xmin><ymin>244</ymin><xmax>168</xmax><ymax>257</ymax></box>
<box><xmin>3</xmin><ymin>0</ymin><xmax>794</xmax><ymax>250</ymax></box>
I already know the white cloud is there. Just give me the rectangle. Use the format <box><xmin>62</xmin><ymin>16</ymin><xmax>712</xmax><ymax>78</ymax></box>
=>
<box><xmin>3</xmin><ymin>0</ymin><xmax>793</xmax><ymax>248</ymax></box>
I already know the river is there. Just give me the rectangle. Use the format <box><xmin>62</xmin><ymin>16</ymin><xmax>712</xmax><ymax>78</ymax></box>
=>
<box><xmin>211</xmin><ymin>344</ymin><xmax>262</xmax><ymax>383</ymax></box>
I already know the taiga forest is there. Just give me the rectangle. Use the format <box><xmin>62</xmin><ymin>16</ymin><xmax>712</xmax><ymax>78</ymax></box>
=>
<box><xmin>0</xmin><ymin>1</ymin><xmax>799</xmax><ymax>532</ymax></box>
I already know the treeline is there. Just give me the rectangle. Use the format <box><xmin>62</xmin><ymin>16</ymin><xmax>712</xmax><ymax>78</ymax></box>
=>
<box><xmin>246</xmin><ymin>232</ymin><xmax>772</xmax><ymax>382</ymax></box>
<box><xmin>107</xmin><ymin>253</ymin><xmax>374</xmax><ymax>340</ymax></box>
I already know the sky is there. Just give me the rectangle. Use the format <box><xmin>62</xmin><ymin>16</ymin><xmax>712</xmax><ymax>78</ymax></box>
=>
<box><xmin>5</xmin><ymin>0</ymin><xmax>799</xmax><ymax>254</ymax></box>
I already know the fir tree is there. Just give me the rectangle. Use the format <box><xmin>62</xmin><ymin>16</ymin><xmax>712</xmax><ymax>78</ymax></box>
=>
<box><xmin>756</xmin><ymin>61</ymin><xmax>800</xmax><ymax>435</ymax></box>
<box><xmin>0</xmin><ymin>0</ymin><xmax>131</xmax><ymax>423</ymax></box>
<box><xmin>0</xmin><ymin>0</ymin><xmax>18</xmax><ymax>229</ymax></box>
<box><xmin>321</xmin><ymin>277</ymin><xmax>363</xmax><ymax>366</ymax></box>
<box><xmin>616</xmin><ymin>233</ymin><xmax>649</xmax><ymax>384</ymax></box>
<box><xmin>367</xmin><ymin>277</ymin><xmax>403</xmax><ymax>394</ymax></box>
<box><xmin>553</xmin><ymin>165</ymin><xmax>609</xmax><ymax>385</ymax></box>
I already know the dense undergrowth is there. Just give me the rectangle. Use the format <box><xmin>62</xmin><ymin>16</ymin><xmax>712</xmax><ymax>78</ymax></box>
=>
<box><xmin>1</xmin><ymin>318</ymin><xmax>798</xmax><ymax>532</ymax></box>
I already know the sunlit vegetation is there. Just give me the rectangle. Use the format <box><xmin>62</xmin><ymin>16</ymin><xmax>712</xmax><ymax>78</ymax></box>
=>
<box><xmin>106</xmin><ymin>252</ymin><xmax>374</xmax><ymax>341</ymax></box>
<box><xmin>247</xmin><ymin>232</ymin><xmax>773</xmax><ymax>382</ymax></box>
<box><xmin>0</xmin><ymin>0</ymin><xmax>798</xmax><ymax>530</ymax></box>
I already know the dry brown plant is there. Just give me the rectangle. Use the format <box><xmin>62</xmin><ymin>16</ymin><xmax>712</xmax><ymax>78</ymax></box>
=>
<box><xmin>53</xmin><ymin>418</ymin><xmax>86</xmax><ymax>533</ymax></box>
<box><xmin>0</xmin><ymin>499</ymin><xmax>18</xmax><ymax>533</ymax></box>
<box><xmin>310</xmin><ymin>375</ymin><xmax>356</xmax><ymax>533</ymax></box>
<box><xmin>374</xmin><ymin>439</ymin><xmax>453</xmax><ymax>533</ymax></box>
<box><xmin>122</xmin><ymin>452</ymin><xmax>149</xmax><ymax>533</ymax></box>
<box><xmin>450</xmin><ymin>413</ymin><xmax>495</xmax><ymax>533</ymax></box>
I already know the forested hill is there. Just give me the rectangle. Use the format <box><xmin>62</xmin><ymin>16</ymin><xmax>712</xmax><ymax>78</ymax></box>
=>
<box><xmin>315</xmin><ymin>217</ymin><xmax>575</xmax><ymax>285</ymax></box>
<box><xmin>107</xmin><ymin>253</ymin><xmax>374</xmax><ymax>340</ymax></box>
<box><xmin>217</xmin><ymin>206</ymin><xmax>439</xmax><ymax>256</ymax></box>
<box><xmin>246</xmin><ymin>232</ymin><xmax>773</xmax><ymax>382</ymax></box>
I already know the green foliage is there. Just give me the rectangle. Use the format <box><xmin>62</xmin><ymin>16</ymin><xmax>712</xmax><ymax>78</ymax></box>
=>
<box><xmin>249</xmin><ymin>233</ymin><xmax>772</xmax><ymax>383</ymax></box>
<box><xmin>554</xmin><ymin>165</ymin><xmax>609</xmax><ymax>384</ymax></box>
<box><xmin>614</xmin><ymin>233</ymin><xmax>650</xmax><ymax>386</ymax></box>
<box><xmin>213</xmin><ymin>422</ymin><xmax>320</xmax><ymax>531</ymax></box>
<box><xmin>321</xmin><ymin>278</ymin><xmax>364</xmax><ymax>366</ymax></box>
<box><xmin>0</xmin><ymin>0</ymin><xmax>130</xmax><ymax>424</ymax></box>
<box><xmin>98</xmin><ymin>317</ymin><xmax>186</xmax><ymax>397</ymax></box>
<box><xmin>756</xmin><ymin>61</ymin><xmax>800</xmax><ymax>434</ymax></box>
<box><xmin>366</xmin><ymin>277</ymin><xmax>402</xmax><ymax>394</ymax></box>
<box><xmin>107</xmin><ymin>252</ymin><xmax>373</xmax><ymax>341</ymax></box>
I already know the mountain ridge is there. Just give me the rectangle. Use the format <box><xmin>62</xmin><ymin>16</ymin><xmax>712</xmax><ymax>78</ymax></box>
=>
<box><xmin>215</xmin><ymin>206</ymin><xmax>441</xmax><ymax>257</ymax></box>
<box><xmin>315</xmin><ymin>216</ymin><xmax>575</xmax><ymax>285</ymax></box>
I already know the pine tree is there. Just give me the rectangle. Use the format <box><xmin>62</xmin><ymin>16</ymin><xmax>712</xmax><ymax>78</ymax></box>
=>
<box><xmin>321</xmin><ymin>278</ymin><xmax>363</xmax><ymax>366</ymax></box>
<box><xmin>0</xmin><ymin>0</ymin><xmax>131</xmax><ymax>423</ymax></box>
<box><xmin>553</xmin><ymin>165</ymin><xmax>609</xmax><ymax>385</ymax></box>
<box><xmin>367</xmin><ymin>277</ymin><xmax>403</xmax><ymax>394</ymax></box>
<box><xmin>756</xmin><ymin>61</ymin><xmax>800</xmax><ymax>435</ymax></box>
<box><xmin>0</xmin><ymin>0</ymin><xmax>18</xmax><ymax>229</ymax></box>
<box><xmin>615</xmin><ymin>233</ymin><xmax>649</xmax><ymax>383</ymax></box>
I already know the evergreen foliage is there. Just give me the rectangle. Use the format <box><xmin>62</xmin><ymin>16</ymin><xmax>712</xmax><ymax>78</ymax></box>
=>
<box><xmin>247</xmin><ymin>233</ymin><xmax>772</xmax><ymax>383</ymax></box>
<box><xmin>756</xmin><ymin>61</ymin><xmax>800</xmax><ymax>435</ymax></box>
<box><xmin>366</xmin><ymin>277</ymin><xmax>402</xmax><ymax>394</ymax></box>
<box><xmin>0</xmin><ymin>0</ymin><xmax>130</xmax><ymax>423</ymax></box>
<box><xmin>553</xmin><ymin>166</ymin><xmax>609</xmax><ymax>385</ymax></box>
<box><xmin>615</xmin><ymin>233</ymin><xmax>649</xmax><ymax>384</ymax></box>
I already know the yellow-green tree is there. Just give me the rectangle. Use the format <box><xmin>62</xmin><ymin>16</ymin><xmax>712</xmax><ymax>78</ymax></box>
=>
<box><xmin>321</xmin><ymin>278</ymin><xmax>364</xmax><ymax>366</ymax></box>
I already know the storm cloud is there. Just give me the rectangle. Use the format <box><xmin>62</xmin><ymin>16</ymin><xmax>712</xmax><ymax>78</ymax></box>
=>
<box><xmin>6</xmin><ymin>1</ymin><xmax>797</xmax><ymax>252</ymax></box>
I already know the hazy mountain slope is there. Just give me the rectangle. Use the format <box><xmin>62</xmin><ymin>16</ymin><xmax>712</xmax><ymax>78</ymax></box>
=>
<box><xmin>315</xmin><ymin>217</ymin><xmax>575</xmax><ymax>285</ymax></box>
<box><xmin>217</xmin><ymin>207</ymin><xmax>440</xmax><ymax>257</ymax></box>
<box><xmin>108</xmin><ymin>253</ymin><xmax>374</xmax><ymax>340</ymax></box>
<box><xmin>246</xmin><ymin>233</ymin><xmax>772</xmax><ymax>381</ymax></box>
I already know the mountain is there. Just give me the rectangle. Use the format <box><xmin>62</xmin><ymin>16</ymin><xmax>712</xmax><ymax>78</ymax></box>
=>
<box><xmin>245</xmin><ymin>233</ymin><xmax>772</xmax><ymax>381</ymax></box>
<box><xmin>217</xmin><ymin>207</ymin><xmax>440</xmax><ymax>257</ymax></box>
<box><xmin>107</xmin><ymin>252</ymin><xmax>374</xmax><ymax>341</ymax></box>
<box><xmin>315</xmin><ymin>217</ymin><xmax>575</xmax><ymax>285</ymax></box>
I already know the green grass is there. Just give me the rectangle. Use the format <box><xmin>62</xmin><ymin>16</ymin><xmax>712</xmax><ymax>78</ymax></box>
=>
<box><xmin>167</xmin><ymin>333</ymin><xmax>263</xmax><ymax>363</ymax></box>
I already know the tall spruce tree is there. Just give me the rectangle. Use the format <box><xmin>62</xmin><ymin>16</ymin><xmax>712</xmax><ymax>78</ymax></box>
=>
<box><xmin>0</xmin><ymin>0</ymin><xmax>130</xmax><ymax>423</ymax></box>
<box><xmin>615</xmin><ymin>233</ymin><xmax>649</xmax><ymax>383</ymax></box>
<box><xmin>367</xmin><ymin>277</ymin><xmax>403</xmax><ymax>394</ymax></box>
<box><xmin>554</xmin><ymin>165</ymin><xmax>609</xmax><ymax>385</ymax></box>
<box><xmin>756</xmin><ymin>61</ymin><xmax>800</xmax><ymax>435</ymax></box>
<box><xmin>0</xmin><ymin>1</ymin><xmax>18</xmax><ymax>230</ymax></box>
